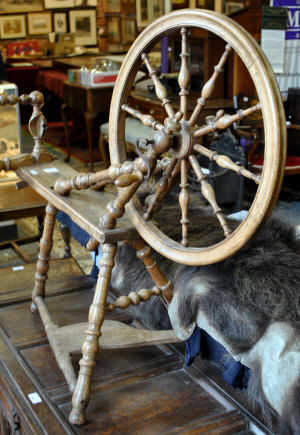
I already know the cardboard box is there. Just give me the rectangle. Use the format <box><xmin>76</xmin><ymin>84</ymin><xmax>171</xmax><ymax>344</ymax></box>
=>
<box><xmin>47</xmin><ymin>33</ymin><xmax>75</xmax><ymax>56</ymax></box>
<box><xmin>80</xmin><ymin>70</ymin><xmax>119</xmax><ymax>87</ymax></box>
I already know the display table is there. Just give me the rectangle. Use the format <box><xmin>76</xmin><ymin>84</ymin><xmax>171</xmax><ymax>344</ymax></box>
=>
<box><xmin>61</xmin><ymin>82</ymin><xmax>113</xmax><ymax>170</ymax></box>
<box><xmin>0</xmin><ymin>181</ymin><xmax>46</xmax><ymax>262</ymax></box>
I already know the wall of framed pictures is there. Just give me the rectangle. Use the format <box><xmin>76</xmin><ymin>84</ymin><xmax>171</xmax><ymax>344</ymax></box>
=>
<box><xmin>0</xmin><ymin>0</ymin><xmax>100</xmax><ymax>60</ymax></box>
<box><xmin>0</xmin><ymin>0</ymin><xmax>256</xmax><ymax>59</ymax></box>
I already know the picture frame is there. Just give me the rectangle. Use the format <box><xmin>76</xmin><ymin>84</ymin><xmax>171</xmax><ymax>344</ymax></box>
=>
<box><xmin>28</xmin><ymin>12</ymin><xmax>52</xmax><ymax>35</ymax></box>
<box><xmin>121</xmin><ymin>17</ymin><xmax>136</xmax><ymax>43</ymax></box>
<box><xmin>104</xmin><ymin>0</ymin><xmax>121</xmax><ymax>13</ymax></box>
<box><xmin>0</xmin><ymin>15</ymin><xmax>26</xmax><ymax>39</ymax></box>
<box><xmin>225</xmin><ymin>2</ymin><xmax>244</xmax><ymax>14</ymax></box>
<box><xmin>172</xmin><ymin>0</ymin><xmax>188</xmax><ymax>10</ymax></box>
<box><xmin>69</xmin><ymin>9</ymin><xmax>97</xmax><ymax>46</ymax></box>
<box><xmin>75</xmin><ymin>0</ymin><xmax>97</xmax><ymax>5</ymax></box>
<box><xmin>195</xmin><ymin>0</ymin><xmax>214</xmax><ymax>9</ymax></box>
<box><xmin>121</xmin><ymin>0</ymin><xmax>136</xmax><ymax>14</ymax></box>
<box><xmin>136</xmin><ymin>0</ymin><xmax>163</xmax><ymax>28</ymax></box>
<box><xmin>106</xmin><ymin>16</ymin><xmax>121</xmax><ymax>43</ymax></box>
<box><xmin>53</xmin><ymin>12</ymin><xmax>67</xmax><ymax>34</ymax></box>
<box><xmin>0</xmin><ymin>0</ymin><xmax>43</xmax><ymax>14</ymax></box>
<box><xmin>44</xmin><ymin>0</ymin><xmax>74</xmax><ymax>9</ymax></box>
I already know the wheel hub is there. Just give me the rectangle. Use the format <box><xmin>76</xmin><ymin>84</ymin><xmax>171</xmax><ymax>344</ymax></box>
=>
<box><xmin>170</xmin><ymin>120</ymin><xmax>197</xmax><ymax>159</ymax></box>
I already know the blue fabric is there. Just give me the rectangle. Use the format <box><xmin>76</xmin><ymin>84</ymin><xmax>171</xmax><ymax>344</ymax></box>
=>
<box><xmin>56</xmin><ymin>211</ymin><xmax>91</xmax><ymax>247</ymax></box>
<box><xmin>185</xmin><ymin>326</ymin><xmax>251</xmax><ymax>390</ymax></box>
<box><xmin>57</xmin><ymin>211</ymin><xmax>101</xmax><ymax>278</ymax></box>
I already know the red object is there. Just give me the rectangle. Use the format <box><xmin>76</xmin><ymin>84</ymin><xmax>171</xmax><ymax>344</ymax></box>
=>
<box><xmin>252</xmin><ymin>155</ymin><xmax>300</xmax><ymax>168</ymax></box>
<box><xmin>36</xmin><ymin>70</ymin><xmax>68</xmax><ymax>99</ymax></box>
<box><xmin>7</xmin><ymin>40</ymin><xmax>38</xmax><ymax>57</ymax></box>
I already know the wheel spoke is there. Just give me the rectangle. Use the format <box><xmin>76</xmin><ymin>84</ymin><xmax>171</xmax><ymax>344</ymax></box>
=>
<box><xmin>193</xmin><ymin>103</ymin><xmax>261</xmax><ymax>138</ymax></box>
<box><xmin>178</xmin><ymin>28</ymin><xmax>190</xmax><ymax>121</ymax></box>
<box><xmin>179</xmin><ymin>159</ymin><xmax>190</xmax><ymax>246</ymax></box>
<box><xmin>194</xmin><ymin>143</ymin><xmax>261</xmax><ymax>184</ymax></box>
<box><xmin>141</xmin><ymin>53</ymin><xmax>176</xmax><ymax>118</ymax></box>
<box><xmin>144</xmin><ymin>157</ymin><xmax>178</xmax><ymax>220</ymax></box>
<box><xmin>189</xmin><ymin>44</ymin><xmax>232</xmax><ymax>127</ymax></box>
<box><xmin>189</xmin><ymin>154</ymin><xmax>231</xmax><ymax>238</ymax></box>
<box><xmin>122</xmin><ymin>103</ymin><xmax>164</xmax><ymax>130</ymax></box>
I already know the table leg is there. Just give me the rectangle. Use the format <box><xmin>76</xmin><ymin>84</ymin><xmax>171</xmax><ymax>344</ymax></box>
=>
<box><xmin>69</xmin><ymin>242</ymin><xmax>117</xmax><ymax>425</ymax></box>
<box><xmin>60</xmin><ymin>223</ymin><xmax>71</xmax><ymax>258</ymax></box>
<box><xmin>84</xmin><ymin>111</ymin><xmax>97</xmax><ymax>172</ymax></box>
<box><xmin>61</xmin><ymin>103</ymin><xmax>71</xmax><ymax>162</ymax></box>
<box><xmin>31</xmin><ymin>203</ymin><xmax>57</xmax><ymax>313</ymax></box>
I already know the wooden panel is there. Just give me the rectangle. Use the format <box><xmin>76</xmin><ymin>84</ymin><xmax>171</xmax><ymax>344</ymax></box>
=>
<box><xmin>17</xmin><ymin>160</ymin><xmax>138</xmax><ymax>244</ymax></box>
<box><xmin>0</xmin><ymin>257</ymin><xmax>256</xmax><ymax>434</ymax></box>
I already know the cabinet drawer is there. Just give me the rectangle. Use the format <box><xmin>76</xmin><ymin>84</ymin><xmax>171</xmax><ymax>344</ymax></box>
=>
<box><xmin>128</xmin><ymin>97</ymin><xmax>165</xmax><ymax>123</ymax></box>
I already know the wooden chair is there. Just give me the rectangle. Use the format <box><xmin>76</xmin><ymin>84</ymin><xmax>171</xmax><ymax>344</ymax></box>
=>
<box><xmin>99</xmin><ymin>117</ymin><xmax>155</xmax><ymax>167</ymax></box>
<box><xmin>0</xmin><ymin>10</ymin><xmax>287</xmax><ymax>428</ymax></box>
<box><xmin>234</xmin><ymin>92</ymin><xmax>300</xmax><ymax>175</ymax></box>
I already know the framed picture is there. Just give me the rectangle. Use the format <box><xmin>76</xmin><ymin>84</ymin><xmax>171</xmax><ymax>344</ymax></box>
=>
<box><xmin>196</xmin><ymin>0</ymin><xmax>214</xmax><ymax>9</ymax></box>
<box><xmin>104</xmin><ymin>0</ymin><xmax>121</xmax><ymax>13</ymax></box>
<box><xmin>0</xmin><ymin>0</ymin><xmax>43</xmax><ymax>14</ymax></box>
<box><xmin>44</xmin><ymin>0</ymin><xmax>74</xmax><ymax>8</ymax></box>
<box><xmin>107</xmin><ymin>16</ymin><xmax>121</xmax><ymax>43</ymax></box>
<box><xmin>28</xmin><ymin>12</ymin><xmax>52</xmax><ymax>35</ymax></box>
<box><xmin>121</xmin><ymin>17</ymin><xmax>136</xmax><ymax>43</ymax></box>
<box><xmin>121</xmin><ymin>0</ymin><xmax>135</xmax><ymax>14</ymax></box>
<box><xmin>69</xmin><ymin>9</ymin><xmax>97</xmax><ymax>46</ymax></box>
<box><xmin>75</xmin><ymin>0</ymin><xmax>97</xmax><ymax>5</ymax></box>
<box><xmin>172</xmin><ymin>0</ymin><xmax>188</xmax><ymax>10</ymax></box>
<box><xmin>225</xmin><ymin>2</ymin><xmax>244</xmax><ymax>14</ymax></box>
<box><xmin>0</xmin><ymin>15</ymin><xmax>26</xmax><ymax>39</ymax></box>
<box><xmin>136</xmin><ymin>0</ymin><xmax>163</xmax><ymax>28</ymax></box>
<box><xmin>53</xmin><ymin>12</ymin><xmax>67</xmax><ymax>33</ymax></box>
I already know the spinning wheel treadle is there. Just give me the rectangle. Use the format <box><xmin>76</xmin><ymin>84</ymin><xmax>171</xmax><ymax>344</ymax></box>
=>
<box><xmin>108</xmin><ymin>8</ymin><xmax>286</xmax><ymax>266</ymax></box>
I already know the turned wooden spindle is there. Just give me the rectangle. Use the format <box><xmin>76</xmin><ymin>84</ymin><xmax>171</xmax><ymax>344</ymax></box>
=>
<box><xmin>141</xmin><ymin>53</ymin><xmax>175</xmax><ymax>119</ymax></box>
<box><xmin>0</xmin><ymin>91</ymin><xmax>55</xmax><ymax>171</ymax></box>
<box><xmin>101</xmin><ymin>180</ymin><xmax>142</xmax><ymax>229</ymax></box>
<box><xmin>193</xmin><ymin>103</ymin><xmax>261</xmax><ymax>138</ymax></box>
<box><xmin>31</xmin><ymin>203</ymin><xmax>57</xmax><ymax>313</ymax></box>
<box><xmin>189</xmin><ymin>44</ymin><xmax>232</xmax><ymax>126</ymax></box>
<box><xmin>27</xmin><ymin>91</ymin><xmax>49</xmax><ymax>160</ymax></box>
<box><xmin>178</xmin><ymin>28</ymin><xmax>190</xmax><ymax>121</ymax></box>
<box><xmin>179</xmin><ymin>159</ymin><xmax>190</xmax><ymax>247</ymax></box>
<box><xmin>54</xmin><ymin>161</ymin><xmax>143</xmax><ymax>196</ymax></box>
<box><xmin>122</xmin><ymin>104</ymin><xmax>163</xmax><ymax>130</ymax></box>
<box><xmin>106</xmin><ymin>287</ymin><xmax>161</xmax><ymax>311</ymax></box>
<box><xmin>130</xmin><ymin>239</ymin><xmax>173</xmax><ymax>301</ymax></box>
<box><xmin>69</xmin><ymin>242</ymin><xmax>117</xmax><ymax>425</ymax></box>
<box><xmin>189</xmin><ymin>155</ymin><xmax>231</xmax><ymax>238</ymax></box>
<box><xmin>54</xmin><ymin>169</ymin><xmax>111</xmax><ymax>196</ymax></box>
<box><xmin>144</xmin><ymin>157</ymin><xmax>178</xmax><ymax>220</ymax></box>
<box><xmin>194</xmin><ymin>143</ymin><xmax>261</xmax><ymax>184</ymax></box>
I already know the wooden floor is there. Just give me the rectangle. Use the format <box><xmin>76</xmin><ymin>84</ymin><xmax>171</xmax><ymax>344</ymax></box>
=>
<box><xmin>0</xmin><ymin>258</ymin><xmax>274</xmax><ymax>434</ymax></box>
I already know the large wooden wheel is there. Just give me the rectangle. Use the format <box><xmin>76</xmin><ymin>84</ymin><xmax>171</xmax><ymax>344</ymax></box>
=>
<box><xmin>109</xmin><ymin>9</ymin><xmax>286</xmax><ymax>266</ymax></box>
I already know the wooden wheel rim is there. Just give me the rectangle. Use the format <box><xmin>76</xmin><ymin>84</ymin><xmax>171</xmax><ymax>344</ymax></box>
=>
<box><xmin>109</xmin><ymin>9</ymin><xmax>286</xmax><ymax>266</ymax></box>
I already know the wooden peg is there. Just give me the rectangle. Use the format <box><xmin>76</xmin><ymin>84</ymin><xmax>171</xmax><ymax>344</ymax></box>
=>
<box><xmin>142</xmin><ymin>53</ymin><xmax>175</xmax><ymax>118</ymax></box>
<box><xmin>189</xmin><ymin>44</ymin><xmax>232</xmax><ymax>126</ymax></box>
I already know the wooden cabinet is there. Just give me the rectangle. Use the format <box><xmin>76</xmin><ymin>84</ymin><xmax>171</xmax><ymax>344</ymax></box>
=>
<box><xmin>128</xmin><ymin>89</ymin><xmax>234</xmax><ymax>126</ymax></box>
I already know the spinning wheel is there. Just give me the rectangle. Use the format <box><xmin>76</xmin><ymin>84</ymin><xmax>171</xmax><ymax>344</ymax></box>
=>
<box><xmin>108</xmin><ymin>9</ymin><xmax>286</xmax><ymax>265</ymax></box>
<box><xmin>4</xmin><ymin>9</ymin><xmax>286</xmax><ymax>427</ymax></box>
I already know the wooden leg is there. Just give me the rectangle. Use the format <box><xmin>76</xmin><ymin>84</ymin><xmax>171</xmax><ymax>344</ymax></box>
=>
<box><xmin>84</xmin><ymin>111</ymin><xmax>97</xmax><ymax>172</ymax></box>
<box><xmin>60</xmin><ymin>223</ymin><xmax>72</xmax><ymax>258</ymax></box>
<box><xmin>69</xmin><ymin>242</ymin><xmax>117</xmax><ymax>425</ymax></box>
<box><xmin>61</xmin><ymin>103</ymin><xmax>71</xmax><ymax>162</ymax></box>
<box><xmin>31</xmin><ymin>203</ymin><xmax>57</xmax><ymax>313</ymax></box>
<box><xmin>98</xmin><ymin>133</ymin><xmax>109</xmax><ymax>168</ymax></box>
<box><xmin>37</xmin><ymin>215</ymin><xmax>44</xmax><ymax>238</ymax></box>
